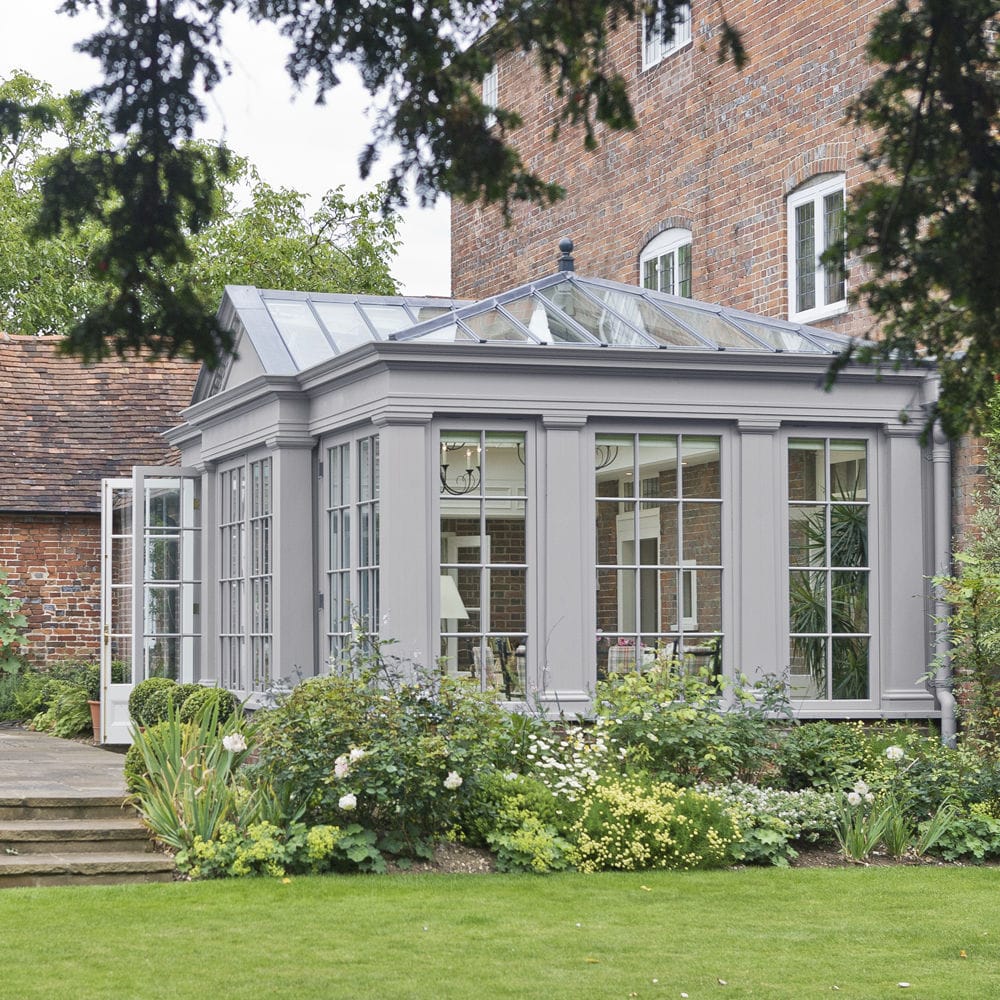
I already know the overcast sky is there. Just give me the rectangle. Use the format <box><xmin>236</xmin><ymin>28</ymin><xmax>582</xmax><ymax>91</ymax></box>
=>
<box><xmin>0</xmin><ymin>3</ymin><xmax>452</xmax><ymax>297</ymax></box>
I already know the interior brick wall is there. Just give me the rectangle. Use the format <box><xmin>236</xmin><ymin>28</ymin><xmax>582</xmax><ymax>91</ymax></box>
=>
<box><xmin>451</xmin><ymin>0</ymin><xmax>885</xmax><ymax>344</ymax></box>
<box><xmin>0</xmin><ymin>513</ymin><xmax>101</xmax><ymax>668</ymax></box>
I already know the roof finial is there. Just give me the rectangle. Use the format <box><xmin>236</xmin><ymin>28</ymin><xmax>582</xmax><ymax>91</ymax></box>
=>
<box><xmin>557</xmin><ymin>237</ymin><xmax>575</xmax><ymax>272</ymax></box>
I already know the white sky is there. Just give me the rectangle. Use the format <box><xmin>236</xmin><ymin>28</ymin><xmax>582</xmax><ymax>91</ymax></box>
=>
<box><xmin>0</xmin><ymin>3</ymin><xmax>452</xmax><ymax>297</ymax></box>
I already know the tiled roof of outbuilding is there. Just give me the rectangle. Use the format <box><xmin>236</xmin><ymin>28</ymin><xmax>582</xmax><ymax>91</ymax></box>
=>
<box><xmin>0</xmin><ymin>336</ymin><xmax>199</xmax><ymax>513</ymax></box>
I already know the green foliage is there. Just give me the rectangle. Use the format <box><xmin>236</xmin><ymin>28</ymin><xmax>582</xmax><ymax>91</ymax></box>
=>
<box><xmin>841</xmin><ymin>0</ymin><xmax>1000</xmax><ymax>437</ymax></box>
<box><xmin>463</xmin><ymin>772</ymin><xmax>572</xmax><ymax>873</ymax></box>
<box><xmin>128</xmin><ymin>677</ymin><xmax>179</xmax><ymax>727</ymax></box>
<box><xmin>773</xmin><ymin>721</ymin><xmax>877</xmax><ymax>791</ymax></box>
<box><xmin>932</xmin><ymin>806</ymin><xmax>1000</xmax><ymax>862</ymax></box>
<box><xmin>177</xmin><ymin>820</ymin><xmax>351</xmax><ymax>879</ymax></box>
<box><xmin>0</xmin><ymin>69</ymin><xmax>398</xmax><ymax>363</ymax></box>
<box><xmin>30</xmin><ymin>679</ymin><xmax>91</xmax><ymax>738</ymax></box>
<box><xmin>0</xmin><ymin>568</ymin><xmax>27</xmax><ymax>674</ymax></box>
<box><xmin>0</xmin><ymin>6</ymin><xmax>745</xmax><ymax>364</ymax></box>
<box><xmin>179</xmin><ymin>686</ymin><xmax>237</xmax><ymax>724</ymax></box>
<box><xmin>255</xmin><ymin>651</ymin><xmax>511</xmax><ymax>858</ymax></box>
<box><xmin>704</xmin><ymin>782</ymin><xmax>837</xmax><ymax>867</ymax></box>
<box><xmin>593</xmin><ymin>663</ymin><xmax>788</xmax><ymax>786</ymax></box>
<box><xmin>128</xmin><ymin>699</ymin><xmax>255</xmax><ymax>850</ymax></box>
<box><xmin>569</xmin><ymin>774</ymin><xmax>739</xmax><ymax>872</ymax></box>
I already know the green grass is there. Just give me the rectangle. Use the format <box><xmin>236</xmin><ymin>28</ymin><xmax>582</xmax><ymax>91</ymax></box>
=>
<box><xmin>2</xmin><ymin>868</ymin><xmax>997</xmax><ymax>999</ymax></box>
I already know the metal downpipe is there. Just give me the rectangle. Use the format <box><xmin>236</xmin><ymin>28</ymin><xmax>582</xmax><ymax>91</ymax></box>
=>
<box><xmin>932</xmin><ymin>422</ymin><xmax>957</xmax><ymax>747</ymax></box>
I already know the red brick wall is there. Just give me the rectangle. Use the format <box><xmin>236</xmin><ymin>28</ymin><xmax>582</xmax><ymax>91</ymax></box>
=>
<box><xmin>451</xmin><ymin>0</ymin><xmax>884</xmax><ymax>342</ymax></box>
<box><xmin>0</xmin><ymin>514</ymin><xmax>101</xmax><ymax>668</ymax></box>
<box><xmin>953</xmin><ymin>435</ymin><xmax>990</xmax><ymax>555</ymax></box>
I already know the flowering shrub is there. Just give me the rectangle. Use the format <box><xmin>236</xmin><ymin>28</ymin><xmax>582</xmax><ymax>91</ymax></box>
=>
<box><xmin>127</xmin><ymin>698</ymin><xmax>256</xmax><ymax>851</ymax></box>
<box><xmin>569</xmin><ymin>774</ymin><xmax>739</xmax><ymax>872</ymax></box>
<box><xmin>594</xmin><ymin>664</ymin><xmax>787</xmax><ymax>786</ymax></box>
<box><xmin>702</xmin><ymin>782</ymin><xmax>836</xmax><ymax>866</ymax></box>
<box><xmin>520</xmin><ymin>724</ymin><xmax>615</xmax><ymax>804</ymax></box>
<box><xmin>254</xmin><ymin>657</ymin><xmax>511</xmax><ymax>858</ymax></box>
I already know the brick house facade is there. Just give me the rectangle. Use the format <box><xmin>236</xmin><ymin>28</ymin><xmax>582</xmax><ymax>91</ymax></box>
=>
<box><xmin>0</xmin><ymin>336</ymin><xmax>198</xmax><ymax>668</ymax></box>
<box><xmin>450</xmin><ymin>0</ymin><xmax>987</xmax><ymax>550</ymax></box>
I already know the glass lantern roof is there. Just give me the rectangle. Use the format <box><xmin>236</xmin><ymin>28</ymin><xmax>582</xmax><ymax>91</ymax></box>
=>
<box><xmin>224</xmin><ymin>273</ymin><xmax>867</xmax><ymax>380</ymax></box>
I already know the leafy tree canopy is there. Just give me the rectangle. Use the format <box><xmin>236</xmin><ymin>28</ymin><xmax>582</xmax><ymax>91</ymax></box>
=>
<box><xmin>844</xmin><ymin>0</ymin><xmax>1000</xmax><ymax>438</ymax></box>
<box><xmin>0</xmin><ymin>1</ymin><xmax>725</xmax><ymax>369</ymax></box>
<box><xmin>0</xmin><ymin>70</ymin><xmax>399</xmax><ymax>358</ymax></box>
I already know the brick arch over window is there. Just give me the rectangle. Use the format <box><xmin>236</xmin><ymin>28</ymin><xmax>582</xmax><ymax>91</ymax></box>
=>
<box><xmin>783</xmin><ymin>145</ymin><xmax>850</xmax><ymax>196</ymax></box>
<box><xmin>638</xmin><ymin>217</ymin><xmax>695</xmax><ymax>264</ymax></box>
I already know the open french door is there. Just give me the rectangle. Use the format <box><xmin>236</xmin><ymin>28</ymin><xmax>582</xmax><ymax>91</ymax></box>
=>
<box><xmin>99</xmin><ymin>467</ymin><xmax>202</xmax><ymax>743</ymax></box>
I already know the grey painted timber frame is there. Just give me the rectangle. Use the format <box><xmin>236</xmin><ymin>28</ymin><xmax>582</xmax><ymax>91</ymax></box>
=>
<box><xmin>164</xmin><ymin>277</ymin><xmax>943</xmax><ymax>719</ymax></box>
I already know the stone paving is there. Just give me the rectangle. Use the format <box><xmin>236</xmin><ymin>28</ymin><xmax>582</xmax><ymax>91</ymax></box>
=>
<box><xmin>0</xmin><ymin>724</ymin><xmax>127</xmax><ymax>799</ymax></box>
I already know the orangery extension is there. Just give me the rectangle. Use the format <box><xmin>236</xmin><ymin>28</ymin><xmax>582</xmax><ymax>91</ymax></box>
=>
<box><xmin>96</xmin><ymin>254</ymin><xmax>950</xmax><ymax>742</ymax></box>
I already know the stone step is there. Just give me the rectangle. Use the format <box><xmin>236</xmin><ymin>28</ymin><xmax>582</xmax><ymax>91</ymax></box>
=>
<box><xmin>0</xmin><ymin>796</ymin><xmax>131</xmax><ymax>822</ymax></box>
<box><xmin>0</xmin><ymin>817</ymin><xmax>154</xmax><ymax>855</ymax></box>
<box><xmin>0</xmin><ymin>851</ymin><xmax>176</xmax><ymax>888</ymax></box>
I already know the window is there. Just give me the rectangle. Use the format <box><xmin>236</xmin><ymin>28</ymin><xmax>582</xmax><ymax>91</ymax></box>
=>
<box><xmin>326</xmin><ymin>434</ymin><xmax>380</xmax><ymax>661</ymax></box>
<box><xmin>642</xmin><ymin>3</ymin><xmax>692</xmax><ymax>69</ymax></box>
<box><xmin>787</xmin><ymin>174</ymin><xmax>846</xmax><ymax>322</ymax></box>
<box><xmin>640</xmin><ymin>229</ymin><xmax>692</xmax><ymax>298</ymax></box>
<box><xmin>788</xmin><ymin>438</ymin><xmax>870</xmax><ymax>700</ymax></box>
<box><xmin>482</xmin><ymin>65</ymin><xmax>498</xmax><ymax>128</ymax></box>
<box><xmin>439</xmin><ymin>430</ymin><xmax>527</xmax><ymax>698</ymax></box>
<box><xmin>219</xmin><ymin>456</ymin><xmax>272</xmax><ymax>693</ymax></box>
<box><xmin>595</xmin><ymin>433</ymin><xmax>722</xmax><ymax>674</ymax></box>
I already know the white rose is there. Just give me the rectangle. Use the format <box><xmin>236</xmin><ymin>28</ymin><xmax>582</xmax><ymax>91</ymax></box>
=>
<box><xmin>334</xmin><ymin>755</ymin><xmax>350</xmax><ymax>778</ymax></box>
<box><xmin>846</xmin><ymin>791</ymin><xmax>862</xmax><ymax>807</ymax></box>
<box><xmin>443</xmin><ymin>771</ymin><xmax>463</xmax><ymax>790</ymax></box>
<box><xmin>222</xmin><ymin>732</ymin><xmax>247</xmax><ymax>753</ymax></box>
<box><xmin>339</xmin><ymin>793</ymin><xmax>357</xmax><ymax>811</ymax></box>
<box><xmin>885</xmin><ymin>745</ymin><xmax>904</xmax><ymax>762</ymax></box>
<box><xmin>349</xmin><ymin>747</ymin><xmax>367</xmax><ymax>763</ymax></box>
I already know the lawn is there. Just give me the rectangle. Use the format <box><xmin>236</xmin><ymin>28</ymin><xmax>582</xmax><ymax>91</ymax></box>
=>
<box><xmin>2</xmin><ymin>868</ymin><xmax>996</xmax><ymax>1000</ymax></box>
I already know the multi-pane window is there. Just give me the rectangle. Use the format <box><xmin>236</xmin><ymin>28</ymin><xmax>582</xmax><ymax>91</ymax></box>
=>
<box><xmin>326</xmin><ymin>434</ymin><xmax>380</xmax><ymax>661</ymax></box>
<box><xmin>219</xmin><ymin>457</ymin><xmax>273</xmax><ymax>693</ymax></box>
<box><xmin>248</xmin><ymin>459</ymin><xmax>272</xmax><ymax>692</ymax></box>
<box><xmin>595</xmin><ymin>433</ymin><xmax>722</xmax><ymax>673</ymax></box>
<box><xmin>219</xmin><ymin>465</ymin><xmax>245</xmax><ymax>690</ymax></box>
<box><xmin>787</xmin><ymin>174</ymin><xmax>846</xmax><ymax>322</ymax></box>
<box><xmin>439</xmin><ymin>430</ymin><xmax>527</xmax><ymax>698</ymax></box>
<box><xmin>640</xmin><ymin>229</ymin><xmax>692</xmax><ymax>298</ymax></box>
<box><xmin>641</xmin><ymin>2</ymin><xmax>692</xmax><ymax>69</ymax></box>
<box><xmin>788</xmin><ymin>438</ymin><xmax>870</xmax><ymax>700</ymax></box>
<box><xmin>482</xmin><ymin>65</ymin><xmax>498</xmax><ymax>128</ymax></box>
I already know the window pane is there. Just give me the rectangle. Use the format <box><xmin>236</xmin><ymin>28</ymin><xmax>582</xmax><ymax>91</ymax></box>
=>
<box><xmin>638</xmin><ymin>435</ymin><xmax>677</xmax><ymax>497</ymax></box>
<box><xmin>790</xmin><ymin>637</ymin><xmax>825</xmax><ymax>699</ymax></box>
<box><xmin>486</xmin><ymin>500</ymin><xmax>526</xmax><ymax>564</ymax></box>
<box><xmin>440</xmin><ymin>432</ymin><xmax>482</xmax><ymax>497</ymax></box>
<box><xmin>832</xmin><ymin>637</ymin><xmax>869</xmax><ymax>699</ymax></box>
<box><xmin>789</xmin><ymin>440</ymin><xmax>825</xmax><ymax>501</ymax></box>
<box><xmin>789</xmin><ymin>570</ymin><xmax>827</xmax><ymax>635</ymax></box>
<box><xmin>490</xmin><ymin>569</ymin><xmax>526</xmax><ymax>632</ymax></box>
<box><xmin>681</xmin><ymin>437</ymin><xmax>721</xmax><ymax>499</ymax></box>
<box><xmin>597</xmin><ymin>568</ymin><xmax>635</xmax><ymax>632</ymax></box>
<box><xmin>596</xmin><ymin>500</ymin><xmax>626</xmax><ymax>565</ymax></box>
<box><xmin>830</xmin><ymin>440</ymin><xmax>866</xmax><ymax>499</ymax></box>
<box><xmin>683</xmin><ymin>502</ymin><xmax>721</xmax><ymax>564</ymax></box>
<box><xmin>596</xmin><ymin>434</ymin><xmax>634</xmax><ymax>487</ymax></box>
<box><xmin>485</xmin><ymin>432</ymin><xmax>525</xmax><ymax>495</ymax></box>
<box><xmin>642</xmin><ymin>258</ymin><xmax>657</xmax><ymax>290</ymax></box>
<box><xmin>676</xmin><ymin>243</ymin><xmax>692</xmax><ymax>297</ymax></box>
<box><xmin>823</xmin><ymin>190</ymin><xmax>846</xmax><ymax>305</ymax></box>
<box><xmin>831</xmin><ymin>505</ymin><xmax>867</xmax><ymax>567</ymax></box>
<box><xmin>832</xmin><ymin>570</ymin><xmax>869</xmax><ymax>632</ymax></box>
<box><xmin>795</xmin><ymin>202</ymin><xmax>816</xmax><ymax>314</ymax></box>
<box><xmin>789</xmin><ymin>506</ymin><xmax>826</xmax><ymax>566</ymax></box>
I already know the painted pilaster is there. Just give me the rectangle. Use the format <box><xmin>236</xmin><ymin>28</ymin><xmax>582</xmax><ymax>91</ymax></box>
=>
<box><xmin>735</xmin><ymin>420</ymin><xmax>783</xmax><ymax>683</ymax></box>
<box><xmin>538</xmin><ymin>414</ymin><xmax>590</xmax><ymax>715</ymax></box>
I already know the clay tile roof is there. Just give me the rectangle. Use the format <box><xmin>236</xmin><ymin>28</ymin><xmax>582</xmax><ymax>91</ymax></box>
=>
<box><xmin>0</xmin><ymin>336</ymin><xmax>200</xmax><ymax>514</ymax></box>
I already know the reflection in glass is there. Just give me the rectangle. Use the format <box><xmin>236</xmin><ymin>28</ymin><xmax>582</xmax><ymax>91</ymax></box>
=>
<box><xmin>788</xmin><ymin>439</ymin><xmax>826</xmax><ymax>501</ymax></box>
